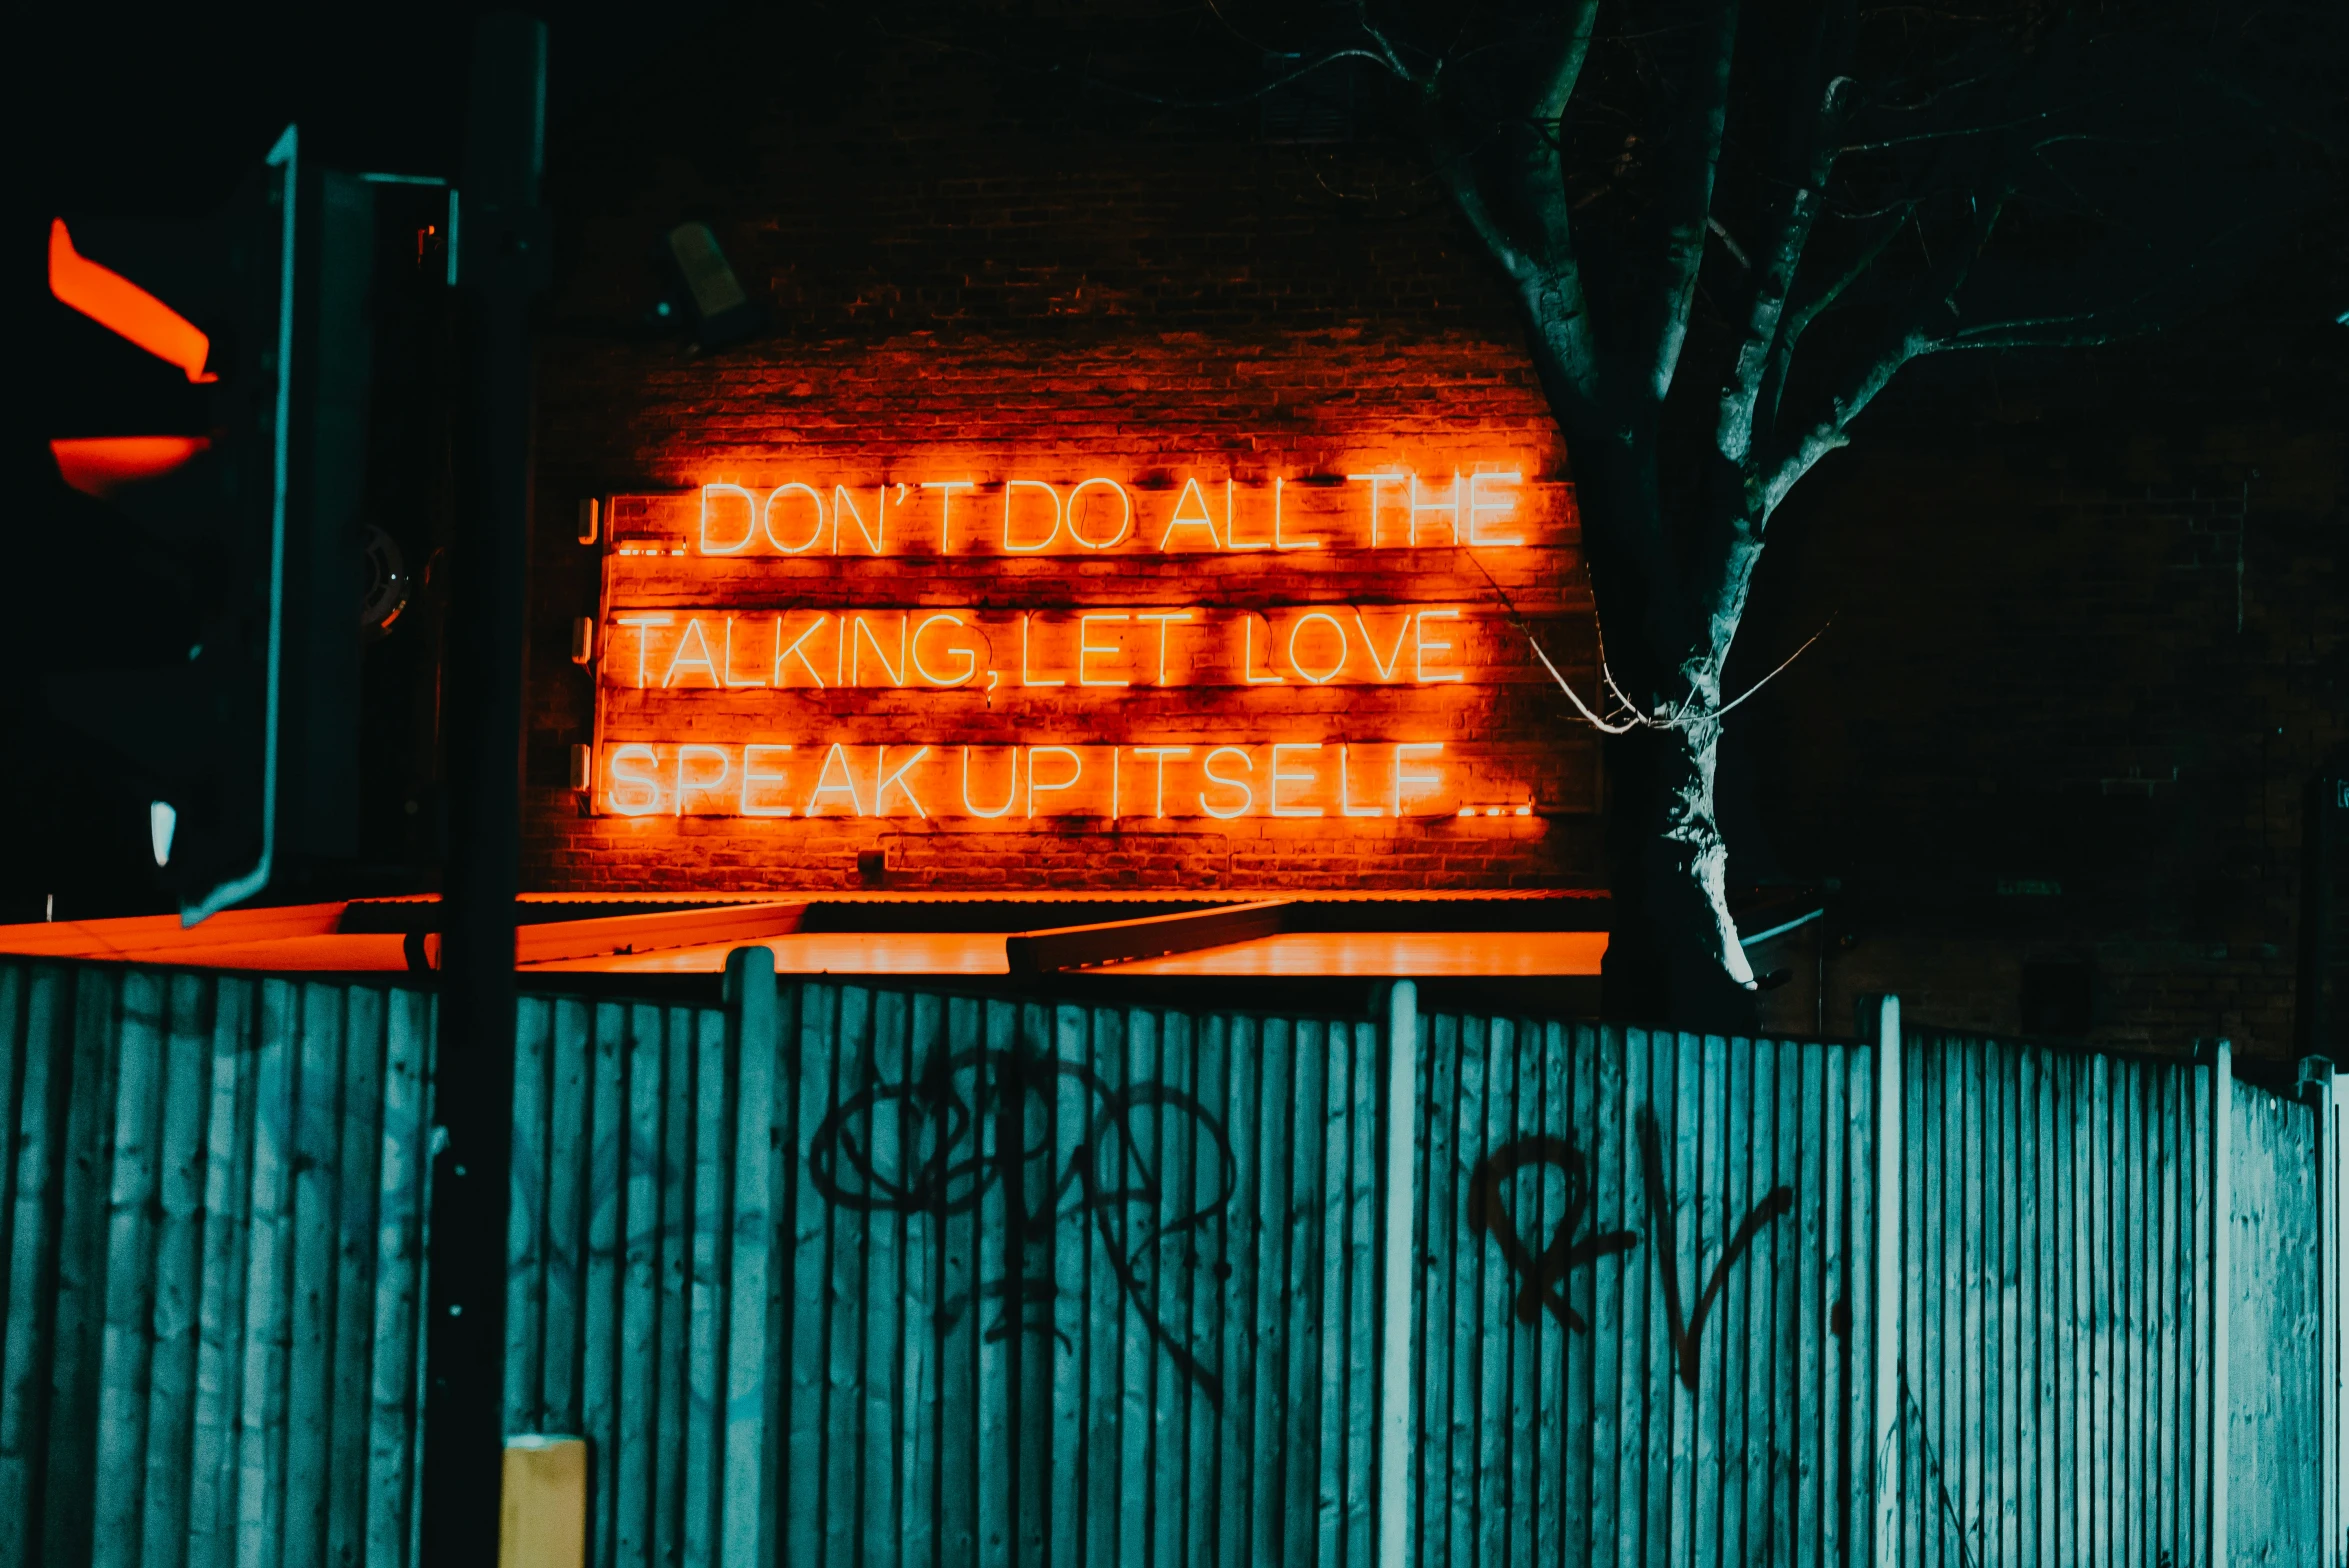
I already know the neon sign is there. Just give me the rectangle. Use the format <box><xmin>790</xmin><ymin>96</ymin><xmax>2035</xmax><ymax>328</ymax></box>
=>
<box><xmin>672</xmin><ymin>470</ymin><xmax>1529</xmax><ymax>558</ymax></box>
<box><xmin>588</xmin><ymin>464</ymin><xmax>1583</xmax><ymax>827</ymax></box>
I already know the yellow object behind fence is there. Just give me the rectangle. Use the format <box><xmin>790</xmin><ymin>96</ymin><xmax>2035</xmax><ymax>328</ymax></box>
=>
<box><xmin>498</xmin><ymin>1435</ymin><xmax>587</xmax><ymax>1568</ymax></box>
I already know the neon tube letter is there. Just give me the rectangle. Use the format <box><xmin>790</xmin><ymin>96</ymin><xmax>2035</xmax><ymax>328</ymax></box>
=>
<box><xmin>699</xmin><ymin>483</ymin><xmax>757</xmax><ymax>553</ymax></box>
<box><xmin>960</xmin><ymin>747</ymin><xmax>1018</xmax><ymax>819</ymax></box>
<box><xmin>721</xmin><ymin>616</ymin><xmax>769</xmax><ymax>687</ymax></box>
<box><xmin>1003</xmin><ymin>480</ymin><xmax>1062</xmax><ymax>552</ymax></box>
<box><xmin>1409</xmin><ymin>471</ymin><xmax>1462</xmax><ymax>546</ymax></box>
<box><xmin>663</xmin><ymin>618</ymin><xmax>720</xmax><ymax>687</ymax></box>
<box><xmin>741</xmin><ymin>745</ymin><xmax>794</xmax><ymax>816</ymax></box>
<box><xmin>1346</xmin><ymin>472</ymin><xmax>1405</xmax><ymax>547</ymax></box>
<box><xmin>1130</xmin><ymin>746</ymin><xmax>1192</xmax><ymax>818</ymax></box>
<box><xmin>911</xmin><ymin>613</ymin><xmax>976</xmax><ymax>687</ymax></box>
<box><xmin>1026</xmin><ymin>746</ymin><xmax>1082</xmax><ymax>816</ymax></box>
<box><xmin>804</xmin><ymin>743</ymin><xmax>866</xmax><ymax>816</ymax></box>
<box><xmin>1467</xmin><ymin>470</ymin><xmax>1525</xmax><ymax>546</ymax></box>
<box><xmin>1078</xmin><ymin>613</ymin><xmax>1131</xmax><ymax>687</ymax></box>
<box><xmin>1273</xmin><ymin>477</ymin><xmax>1321</xmax><ymax>550</ymax></box>
<box><xmin>921</xmin><ymin>480</ymin><xmax>975</xmax><ymax>552</ymax></box>
<box><xmin>1414</xmin><ymin>609</ymin><xmax>1464</xmax><ymax>683</ymax></box>
<box><xmin>617</xmin><ymin>613</ymin><xmax>674</xmax><ymax>688</ymax></box>
<box><xmin>1066</xmin><ymin>478</ymin><xmax>1133</xmax><ymax>549</ymax></box>
<box><xmin>1392</xmin><ymin>743</ymin><xmax>1444</xmax><ymax>816</ymax></box>
<box><xmin>1269</xmin><ymin>743</ymin><xmax>1324</xmax><ymax>817</ymax></box>
<box><xmin>1338</xmin><ymin>744</ymin><xmax>1381</xmax><ymax>816</ymax></box>
<box><xmin>608</xmin><ymin>744</ymin><xmax>663</xmax><ymax>815</ymax></box>
<box><xmin>874</xmin><ymin>745</ymin><xmax>932</xmax><ymax>818</ymax></box>
<box><xmin>1135</xmin><ymin>611</ymin><xmax>1196</xmax><ymax>685</ymax></box>
<box><xmin>1242</xmin><ymin>615</ymin><xmax>1285</xmax><ymax>684</ymax></box>
<box><xmin>763</xmin><ymin>483</ymin><xmax>828</xmax><ymax>554</ymax></box>
<box><xmin>673</xmin><ymin>745</ymin><xmax>732</xmax><ymax>815</ymax></box>
<box><xmin>1286</xmin><ymin>611</ymin><xmax>1350</xmax><ymax>684</ymax></box>
<box><xmin>1200</xmin><ymin>747</ymin><xmax>1255</xmax><ymax>819</ymax></box>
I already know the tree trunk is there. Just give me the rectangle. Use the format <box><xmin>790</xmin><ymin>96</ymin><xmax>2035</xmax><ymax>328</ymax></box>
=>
<box><xmin>1599</xmin><ymin>712</ymin><xmax>1759</xmax><ymax>1032</ymax></box>
<box><xmin>1556</xmin><ymin>422</ymin><xmax>1761</xmax><ymax>1031</ymax></box>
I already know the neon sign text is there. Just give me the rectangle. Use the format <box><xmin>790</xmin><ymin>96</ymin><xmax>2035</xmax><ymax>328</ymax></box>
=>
<box><xmin>599</xmin><ymin>741</ymin><xmax>1482</xmax><ymax>821</ymax></box>
<box><xmin>602</xmin><ymin>606</ymin><xmax>1489</xmax><ymax>690</ymax></box>
<box><xmin>669</xmin><ymin>468</ymin><xmax>1536</xmax><ymax>558</ymax></box>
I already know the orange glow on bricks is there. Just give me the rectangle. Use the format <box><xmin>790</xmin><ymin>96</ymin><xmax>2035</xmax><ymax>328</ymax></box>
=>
<box><xmin>576</xmin><ymin>459</ymin><xmax>1595</xmax><ymax>881</ymax></box>
<box><xmin>48</xmin><ymin>219</ymin><xmax>216</xmax><ymax>382</ymax></box>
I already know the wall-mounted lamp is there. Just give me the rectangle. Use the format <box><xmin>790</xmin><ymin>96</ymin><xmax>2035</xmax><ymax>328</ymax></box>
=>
<box><xmin>568</xmin><ymin>744</ymin><xmax>592</xmax><ymax>792</ymax></box>
<box><xmin>577</xmin><ymin>497</ymin><xmax>599</xmax><ymax>545</ymax></box>
<box><xmin>570</xmin><ymin>616</ymin><xmax>594</xmax><ymax>664</ymax></box>
<box><xmin>657</xmin><ymin>221</ymin><xmax>762</xmax><ymax>349</ymax></box>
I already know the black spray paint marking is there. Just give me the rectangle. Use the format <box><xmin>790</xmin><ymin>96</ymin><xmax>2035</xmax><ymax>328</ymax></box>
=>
<box><xmin>1465</xmin><ymin>1115</ymin><xmax>1794</xmax><ymax>1394</ymax></box>
<box><xmin>807</xmin><ymin>1042</ymin><xmax>1237</xmax><ymax>1402</ymax></box>
<box><xmin>1637</xmin><ymin>1108</ymin><xmax>1794</xmax><ymax>1395</ymax></box>
<box><xmin>1465</xmin><ymin>1136</ymin><xmax>1638</xmax><ymax>1332</ymax></box>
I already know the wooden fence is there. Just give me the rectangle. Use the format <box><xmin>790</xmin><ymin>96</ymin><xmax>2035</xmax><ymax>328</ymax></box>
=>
<box><xmin>4</xmin><ymin>951</ymin><xmax>2344</xmax><ymax>1565</ymax></box>
<box><xmin>0</xmin><ymin>960</ymin><xmax>434</xmax><ymax>1568</ymax></box>
<box><xmin>1398</xmin><ymin>1014</ymin><xmax>1881</xmax><ymax>1567</ymax></box>
<box><xmin>500</xmin><ymin>956</ymin><xmax>1389</xmax><ymax>1568</ymax></box>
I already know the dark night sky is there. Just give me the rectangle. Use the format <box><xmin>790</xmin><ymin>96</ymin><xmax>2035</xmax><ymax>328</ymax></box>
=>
<box><xmin>16</xmin><ymin>4</ymin><xmax>705</xmax><ymax>219</ymax></box>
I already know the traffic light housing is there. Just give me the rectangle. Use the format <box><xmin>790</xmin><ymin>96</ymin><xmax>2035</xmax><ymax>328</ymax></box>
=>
<box><xmin>43</xmin><ymin>128</ymin><xmax>398</xmax><ymax>923</ymax></box>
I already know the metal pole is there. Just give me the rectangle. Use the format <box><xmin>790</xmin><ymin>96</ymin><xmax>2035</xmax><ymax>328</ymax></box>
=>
<box><xmin>2212</xmin><ymin>1037</ymin><xmax>2234</xmax><ymax>1567</ymax></box>
<box><xmin>422</xmin><ymin>13</ymin><xmax>549</xmax><ymax>1562</ymax></box>
<box><xmin>2320</xmin><ymin>1067</ymin><xmax>2342</xmax><ymax>1564</ymax></box>
<box><xmin>1377</xmin><ymin>980</ymin><xmax>1419</xmax><ymax>1568</ymax></box>
<box><xmin>1872</xmin><ymin>993</ymin><xmax>1902</xmax><ymax>1568</ymax></box>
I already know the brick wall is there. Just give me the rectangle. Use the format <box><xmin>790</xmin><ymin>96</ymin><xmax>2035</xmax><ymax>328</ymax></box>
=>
<box><xmin>518</xmin><ymin>17</ymin><xmax>2347</xmax><ymax>1057</ymax></box>
<box><xmin>520</xmin><ymin>29</ymin><xmax>1602</xmax><ymax>893</ymax></box>
<box><xmin>1741</xmin><ymin>384</ymin><xmax>2347</xmax><ymax>1058</ymax></box>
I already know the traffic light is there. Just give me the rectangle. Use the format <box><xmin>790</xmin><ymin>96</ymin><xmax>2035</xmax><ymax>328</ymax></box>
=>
<box><xmin>43</xmin><ymin>127</ymin><xmax>410</xmax><ymax>923</ymax></box>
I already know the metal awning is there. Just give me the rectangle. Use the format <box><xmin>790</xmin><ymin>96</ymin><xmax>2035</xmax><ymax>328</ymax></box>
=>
<box><xmin>0</xmin><ymin>889</ymin><xmax>1609</xmax><ymax>982</ymax></box>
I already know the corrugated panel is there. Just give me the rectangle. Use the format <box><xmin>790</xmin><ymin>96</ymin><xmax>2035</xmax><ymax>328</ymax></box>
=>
<box><xmin>503</xmin><ymin>976</ymin><xmax>1385</xmax><ymax>1568</ymax></box>
<box><xmin>2226</xmin><ymin>1074</ymin><xmax>2324</xmax><ymax>1562</ymax></box>
<box><xmin>0</xmin><ymin>958</ymin><xmax>434</xmax><ymax>1568</ymax></box>
<box><xmin>1897</xmin><ymin>1036</ymin><xmax>2216</xmax><ymax>1567</ymax></box>
<box><xmin>1404</xmin><ymin>1019</ymin><xmax>1880</xmax><ymax>1568</ymax></box>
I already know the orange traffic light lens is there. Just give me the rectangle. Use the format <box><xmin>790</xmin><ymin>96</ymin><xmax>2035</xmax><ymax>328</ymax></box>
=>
<box><xmin>50</xmin><ymin>436</ymin><xmax>211</xmax><ymax>498</ymax></box>
<box><xmin>48</xmin><ymin>218</ymin><xmax>218</xmax><ymax>384</ymax></box>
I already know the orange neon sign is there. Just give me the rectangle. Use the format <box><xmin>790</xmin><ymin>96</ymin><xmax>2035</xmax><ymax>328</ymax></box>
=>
<box><xmin>665</xmin><ymin>468</ymin><xmax>1533</xmax><ymax>557</ymax></box>
<box><xmin>599</xmin><ymin>742</ymin><xmax>1477</xmax><ymax>821</ymax></box>
<box><xmin>588</xmin><ymin>463</ymin><xmax>1579</xmax><ymax>829</ymax></box>
<box><xmin>599</xmin><ymin>605</ymin><xmax>1484</xmax><ymax>690</ymax></box>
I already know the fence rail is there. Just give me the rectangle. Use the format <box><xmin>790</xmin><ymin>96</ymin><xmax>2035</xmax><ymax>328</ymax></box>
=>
<box><xmin>2</xmin><ymin>952</ymin><xmax>2342</xmax><ymax>1565</ymax></box>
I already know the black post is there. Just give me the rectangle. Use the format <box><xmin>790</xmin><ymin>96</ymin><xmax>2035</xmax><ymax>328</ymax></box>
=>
<box><xmin>2301</xmin><ymin>774</ymin><xmax>2339</xmax><ymax>1060</ymax></box>
<box><xmin>422</xmin><ymin>12</ymin><xmax>549</xmax><ymax>1561</ymax></box>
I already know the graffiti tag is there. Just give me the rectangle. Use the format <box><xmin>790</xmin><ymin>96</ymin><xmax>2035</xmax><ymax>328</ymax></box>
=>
<box><xmin>1466</xmin><ymin>1112</ymin><xmax>1793</xmax><ymax>1394</ymax></box>
<box><xmin>806</xmin><ymin>1042</ymin><xmax>1237</xmax><ymax>1402</ymax></box>
<box><xmin>1466</xmin><ymin>1136</ymin><xmax>1638</xmax><ymax>1332</ymax></box>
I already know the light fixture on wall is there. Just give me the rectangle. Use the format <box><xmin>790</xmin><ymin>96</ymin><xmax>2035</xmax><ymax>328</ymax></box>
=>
<box><xmin>655</xmin><ymin>221</ymin><xmax>761</xmax><ymax>349</ymax></box>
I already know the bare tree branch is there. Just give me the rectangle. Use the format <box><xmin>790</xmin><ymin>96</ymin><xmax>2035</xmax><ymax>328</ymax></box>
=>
<box><xmin>1758</xmin><ymin>188</ymin><xmax>2011</xmax><ymax>513</ymax></box>
<box><xmin>1531</xmin><ymin>0</ymin><xmax>1602</xmax><ymax>125</ymax></box>
<box><xmin>1427</xmin><ymin>0</ymin><xmax>1605</xmax><ymax>408</ymax></box>
<box><xmin>1716</xmin><ymin>45</ymin><xmax>1855</xmax><ymax>463</ymax></box>
<box><xmin>1622</xmin><ymin>1</ymin><xmax>1745</xmax><ymax>404</ymax></box>
<box><xmin>1753</xmin><ymin>206</ymin><xmax>1912</xmax><ymax>438</ymax></box>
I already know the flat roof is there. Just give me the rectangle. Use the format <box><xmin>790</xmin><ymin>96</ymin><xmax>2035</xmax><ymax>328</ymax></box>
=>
<box><xmin>0</xmin><ymin>891</ymin><xmax>1614</xmax><ymax>986</ymax></box>
<box><xmin>522</xmin><ymin>928</ymin><xmax>1607</xmax><ymax>978</ymax></box>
